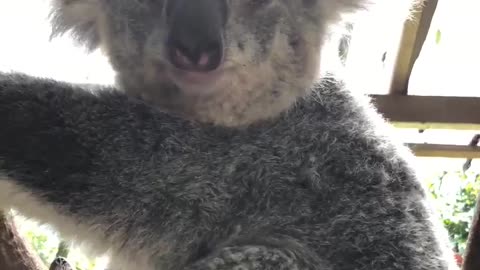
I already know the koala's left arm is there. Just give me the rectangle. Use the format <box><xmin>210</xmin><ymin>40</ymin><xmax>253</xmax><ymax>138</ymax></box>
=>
<box><xmin>0</xmin><ymin>72</ymin><xmax>327</xmax><ymax>270</ymax></box>
<box><xmin>0</xmin><ymin>72</ymin><xmax>217</xmax><ymax>265</ymax></box>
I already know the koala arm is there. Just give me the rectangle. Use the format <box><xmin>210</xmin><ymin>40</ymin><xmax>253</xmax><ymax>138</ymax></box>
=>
<box><xmin>0</xmin><ymin>72</ymin><xmax>204</xmax><ymax>266</ymax></box>
<box><xmin>0</xmin><ymin>72</ymin><xmax>320</xmax><ymax>269</ymax></box>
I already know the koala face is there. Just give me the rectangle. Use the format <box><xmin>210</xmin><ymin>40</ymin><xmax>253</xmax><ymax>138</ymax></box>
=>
<box><xmin>50</xmin><ymin>0</ymin><xmax>370</xmax><ymax>126</ymax></box>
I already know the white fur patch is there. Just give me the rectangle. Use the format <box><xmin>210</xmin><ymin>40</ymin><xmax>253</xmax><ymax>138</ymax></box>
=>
<box><xmin>0</xmin><ymin>175</ymin><xmax>154</xmax><ymax>270</ymax></box>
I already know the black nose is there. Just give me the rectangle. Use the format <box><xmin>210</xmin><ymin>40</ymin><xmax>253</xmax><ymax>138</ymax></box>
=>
<box><xmin>166</xmin><ymin>0</ymin><xmax>226</xmax><ymax>72</ymax></box>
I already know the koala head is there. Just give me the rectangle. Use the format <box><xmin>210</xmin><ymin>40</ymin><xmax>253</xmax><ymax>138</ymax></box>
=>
<box><xmin>50</xmin><ymin>0</ymin><xmax>372</xmax><ymax>127</ymax></box>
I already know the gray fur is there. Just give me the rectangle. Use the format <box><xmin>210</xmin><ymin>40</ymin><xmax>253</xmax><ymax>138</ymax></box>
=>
<box><xmin>0</xmin><ymin>0</ymin><xmax>458</xmax><ymax>269</ymax></box>
<box><xmin>0</xmin><ymin>72</ymin><xmax>457</xmax><ymax>270</ymax></box>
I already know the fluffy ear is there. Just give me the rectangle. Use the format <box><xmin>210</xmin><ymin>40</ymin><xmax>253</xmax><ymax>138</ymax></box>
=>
<box><xmin>324</xmin><ymin>0</ymin><xmax>422</xmax><ymax>24</ymax></box>
<box><xmin>49</xmin><ymin>0</ymin><xmax>101</xmax><ymax>51</ymax></box>
<box><xmin>335</xmin><ymin>0</ymin><xmax>375</xmax><ymax>12</ymax></box>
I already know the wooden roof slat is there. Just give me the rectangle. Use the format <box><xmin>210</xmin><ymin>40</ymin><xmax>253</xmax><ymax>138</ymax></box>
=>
<box><xmin>370</xmin><ymin>94</ymin><xmax>480</xmax><ymax>130</ymax></box>
<box><xmin>406</xmin><ymin>143</ymin><xmax>480</xmax><ymax>159</ymax></box>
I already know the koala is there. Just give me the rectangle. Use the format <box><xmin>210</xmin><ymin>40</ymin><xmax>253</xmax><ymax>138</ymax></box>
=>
<box><xmin>0</xmin><ymin>0</ymin><xmax>459</xmax><ymax>270</ymax></box>
<box><xmin>48</xmin><ymin>0</ymin><xmax>374</xmax><ymax>127</ymax></box>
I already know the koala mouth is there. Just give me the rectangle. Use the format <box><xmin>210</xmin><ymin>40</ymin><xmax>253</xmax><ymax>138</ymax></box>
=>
<box><xmin>166</xmin><ymin>65</ymin><xmax>228</xmax><ymax>95</ymax></box>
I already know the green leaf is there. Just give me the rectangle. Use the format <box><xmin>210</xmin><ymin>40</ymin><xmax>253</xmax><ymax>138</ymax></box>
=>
<box><xmin>435</xmin><ymin>29</ymin><xmax>442</xmax><ymax>45</ymax></box>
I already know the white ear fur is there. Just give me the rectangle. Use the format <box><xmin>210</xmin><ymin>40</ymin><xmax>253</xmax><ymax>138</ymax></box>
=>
<box><xmin>326</xmin><ymin>0</ymin><xmax>421</xmax><ymax>16</ymax></box>
<box><xmin>324</xmin><ymin>0</ymin><xmax>422</xmax><ymax>28</ymax></box>
<box><xmin>49</xmin><ymin>0</ymin><xmax>101</xmax><ymax>51</ymax></box>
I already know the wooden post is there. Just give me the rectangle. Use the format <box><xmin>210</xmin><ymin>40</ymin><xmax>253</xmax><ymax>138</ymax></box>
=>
<box><xmin>389</xmin><ymin>0</ymin><xmax>439</xmax><ymax>95</ymax></box>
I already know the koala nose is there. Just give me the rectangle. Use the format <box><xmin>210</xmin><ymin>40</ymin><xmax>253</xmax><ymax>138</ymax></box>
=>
<box><xmin>167</xmin><ymin>31</ymin><xmax>223</xmax><ymax>72</ymax></box>
<box><xmin>166</xmin><ymin>0</ymin><xmax>226</xmax><ymax>72</ymax></box>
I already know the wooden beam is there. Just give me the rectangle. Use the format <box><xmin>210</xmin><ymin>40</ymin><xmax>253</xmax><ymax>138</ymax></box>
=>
<box><xmin>389</xmin><ymin>0</ymin><xmax>439</xmax><ymax>95</ymax></box>
<box><xmin>370</xmin><ymin>94</ymin><xmax>480</xmax><ymax>130</ymax></box>
<box><xmin>390</xmin><ymin>122</ymin><xmax>480</xmax><ymax>131</ymax></box>
<box><xmin>406</xmin><ymin>143</ymin><xmax>480</xmax><ymax>159</ymax></box>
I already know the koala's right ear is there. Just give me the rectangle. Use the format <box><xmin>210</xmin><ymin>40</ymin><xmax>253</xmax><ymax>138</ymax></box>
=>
<box><xmin>49</xmin><ymin>0</ymin><xmax>101</xmax><ymax>51</ymax></box>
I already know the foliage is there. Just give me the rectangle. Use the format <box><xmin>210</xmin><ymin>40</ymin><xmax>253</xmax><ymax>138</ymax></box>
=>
<box><xmin>23</xmin><ymin>230</ymin><xmax>58</xmax><ymax>265</ymax></box>
<box><xmin>15</xmin><ymin>216</ymin><xmax>107</xmax><ymax>270</ymax></box>
<box><xmin>425</xmin><ymin>170</ymin><xmax>480</xmax><ymax>254</ymax></box>
<box><xmin>435</xmin><ymin>29</ymin><xmax>442</xmax><ymax>45</ymax></box>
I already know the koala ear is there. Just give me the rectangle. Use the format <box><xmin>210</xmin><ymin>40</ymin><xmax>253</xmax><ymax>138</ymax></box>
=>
<box><xmin>315</xmin><ymin>0</ymin><xmax>373</xmax><ymax>22</ymax></box>
<box><xmin>325</xmin><ymin>0</ymin><xmax>419</xmax><ymax>23</ymax></box>
<box><xmin>49</xmin><ymin>0</ymin><xmax>101</xmax><ymax>51</ymax></box>
<box><xmin>336</xmin><ymin>0</ymin><xmax>374</xmax><ymax>12</ymax></box>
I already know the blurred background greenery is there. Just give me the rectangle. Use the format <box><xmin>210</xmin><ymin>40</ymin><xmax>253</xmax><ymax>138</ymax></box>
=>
<box><xmin>427</xmin><ymin>170</ymin><xmax>479</xmax><ymax>254</ymax></box>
